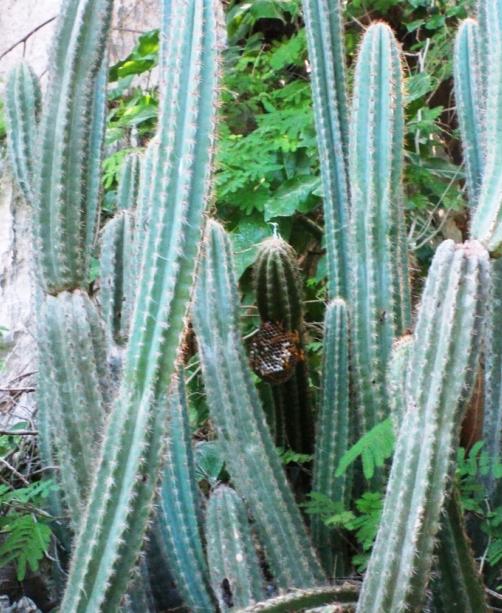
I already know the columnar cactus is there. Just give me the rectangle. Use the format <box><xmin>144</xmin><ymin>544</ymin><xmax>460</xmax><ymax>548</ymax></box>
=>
<box><xmin>193</xmin><ymin>219</ymin><xmax>325</xmax><ymax>589</ymax></box>
<box><xmin>34</xmin><ymin>0</ymin><xmax>112</xmax><ymax>293</ymax></box>
<box><xmin>311</xmin><ymin>298</ymin><xmax>350</xmax><ymax>576</ymax></box>
<box><xmin>240</xmin><ymin>585</ymin><xmax>359</xmax><ymax>612</ymax></box>
<box><xmin>302</xmin><ymin>0</ymin><xmax>350</xmax><ymax>300</ymax></box>
<box><xmin>154</xmin><ymin>374</ymin><xmax>214</xmax><ymax>612</ymax></box>
<box><xmin>206</xmin><ymin>485</ymin><xmax>265</xmax><ymax>610</ymax></box>
<box><xmin>4</xmin><ymin>63</ymin><xmax>40</xmax><ymax>204</ymax></box>
<box><xmin>386</xmin><ymin>334</ymin><xmax>413</xmax><ymax>432</ymax></box>
<box><xmin>59</xmin><ymin>1</ymin><xmax>223</xmax><ymax>610</ymax></box>
<box><xmin>253</xmin><ymin>237</ymin><xmax>314</xmax><ymax>454</ymax></box>
<box><xmin>358</xmin><ymin>240</ymin><xmax>489</xmax><ymax>613</ymax></box>
<box><xmin>349</xmin><ymin>23</ymin><xmax>411</xmax><ymax>438</ymax></box>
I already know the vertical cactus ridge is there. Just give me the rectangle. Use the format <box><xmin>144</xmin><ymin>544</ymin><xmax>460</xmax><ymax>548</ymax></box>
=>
<box><xmin>206</xmin><ymin>485</ymin><xmax>265</xmax><ymax>611</ymax></box>
<box><xmin>254</xmin><ymin>237</ymin><xmax>314</xmax><ymax>454</ymax></box>
<box><xmin>193</xmin><ymin>219</ymin><xmax>325</xmax><ymax>589</ymax></box>
<box><xmin>34</xmin><ymin>0</ymin><xmax>112</xmax><ymax>293</ymax></box>
<box><xmin>483</xmin><ymin>257</ymin><xmax>502</xmax><ymax>501</ymax></box>
<box><xmin>302</xmin><ymin>0</ymin><xmax>350</xmax><ymax>300</ymax></box>
<box><xmin>311</xmin><ymin>299</ymin><xmax>350</xmax><ymax>577</ymax></box>
<box><xmin>470</xmin><ymin>0</ymin><xmax>502</xmax><ymax>251</ymax></box>
<box><xmin>100</xmin><ymin>211</ymin><xmax>134</xmax><ymax>345</ymax></box>
<box><xmin>4</xmin><ymin>63</ymin><xmax>41</xmax><ymax>205</ymax></box>
<box><xmin>38</xmin><ymin>291</ymin><xmax>109</xmax><ymax>526</ymax></box>
<box><xmin>431</xmin><ymin>491</ymin><xmax>488</xmax><ymax>613</ymax></box>
<box><xmin>357</xmin><ymin>240</ymin><xmax>490</xmax><ymax>613</ymax></box>
<box><xmin>387</xmin><ymin>334</ymin><xmax>413</xmax><ymax>433</ymax></box>
<box><xmin>350</xmin><ymin>23</ymin><xmax>410</xmax><ymax>441</ymax></box>
<box><xmin>154</xmin><ymin>373</ymin><xmax>214</xmax><ymax>612</ymax></box>
<box><xmin>454</xmin><ymin>19</ymin><xmax>484</xmax><ymax>204</ymax></box>
<box><xmin>117</xmin><ymin>153</ymin><xmax>141</xmax><ymax>211</ymax></box>
<box><xmin>60</xmin><ymin>2</ymin><xmax>223</xmax><ymax>610</ymax></box>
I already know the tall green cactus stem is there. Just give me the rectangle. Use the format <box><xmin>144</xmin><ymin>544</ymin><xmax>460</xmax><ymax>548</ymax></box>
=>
<box><xmin>483</xmin><ymin>257</ymin><xmax>502</xmax><ymax>501</ymax></box>
<box><xmin>254</xmin><ymin>237</ymin><xmax>314</xmax><ymax>453</ymax></box>
<box><xmin>431</xmin><ymin>491</ymin><xmax>488</xmax><ymax>613</ymax></box>
<box><xmin>357</xmin><ymin>240</ymin><xmax>489</xmax><ymax>613</ymax></box>
<box><xmin>60</xmin><ymin>2</ymin><xmax>223</xmax><ymax>610</ymax></box>
<box><xmin>454</xmin><ymin>19</ymin><xmax>484</xmax><ymax>204</ymax></box>
<box><xmin>387</xmin><ymin>335</ymin><xmax>413</xmax><ymax>433</ymax></box>
<box><xmin>39</xmin><ymin>291</ymin><xmax>109</xmax><ymax>526</ymax></box>
<box><xmin>193</xmin><ymin>220</ymin><xmax>325</xmax><ymax>589</ymax></box>
<box><xmin>240</xmin><ymin>585</ymin><xmax>359</xmax><ymax>613</ymax></box>
<box><xmin>206</xmin><ymin>486</ymin><xmax>265</xmax><ymax>610</ymax></box>
<box><xmin>311</xmin><ymin>299</ymin><xmax>350</xmax><ymax>576</ymax></box>
<box><xmin>34</xmin><ymin>0</ymin><xmax>111</xmax><ymax>293</ymax></box>
<box><xmin>350</xmin><ymin>23</ymin><xmax>411</xmax><ymax>442</ymax></box>
<box><xmin>470</xmin><ymin>0</ymin><xmax>502</xmax><ymax>252</ymax></box>
<box><xmin>5</xmin><ymin>64</ymin><xmax>41</xmax><ymax>204</ymax></box>
<box><xmin>100</xmin><ymin>211</ymin><xmax>134</xmax><ymax>346</ymax></box>
<box><xmin>154</xmin><ymin>373</ymin><xmax>214</xmax><ymax>612</ymax></box>
<box><xmin>117</xmin><ymin>153</ymin><xmax>141</xmax><ymax>211</ymax></box>
<box><xmin>302</xmin><ymin>0</ymin><xmax>350</xmax><ymax>299</ymax></box>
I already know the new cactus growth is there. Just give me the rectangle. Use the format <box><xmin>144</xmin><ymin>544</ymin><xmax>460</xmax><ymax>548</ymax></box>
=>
<box><xmin>311</xmin><ymin>298</ymin><xmax>350</xmax><ymax>576</ymax></box>
<box><xmin>206</xmin><ymin>485</ymin><xmax>265</xmax><ymax>610</ymax></box>
<box><xmin>154</xmin><ymin>374</ymin><xmax>214</xmax><ymax>612</ymax></box>
<box><xmin>253</xmin><ymin>237</ymin><xmax>314</xmax><ymax>454</ymax></box>
<box><xmin>5</xmin><ymin>63</ymin><xmax>41</xmax><ymax>204</ymax></box>
<box><xmin>193</xmin><ymin>219</ymin><xmax>325</xmax><ymax>589</ymax></box>
<box><xmin>358</xmin><ymin>240</ymin><xmax>489</xmax><ymax>613</ymax></box>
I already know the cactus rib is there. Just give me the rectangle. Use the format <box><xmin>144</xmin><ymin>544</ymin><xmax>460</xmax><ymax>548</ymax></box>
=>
<box><xmin>240</xmin><ymin>584</ymin><xmax>359</xmax><ymax>613</ymax></box>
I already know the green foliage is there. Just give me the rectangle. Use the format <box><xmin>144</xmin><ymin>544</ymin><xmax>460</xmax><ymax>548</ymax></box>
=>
<box><xmin>335</xmin><ymin>419</ymin><xmax>395</xmax><ymax>481</ymax></box>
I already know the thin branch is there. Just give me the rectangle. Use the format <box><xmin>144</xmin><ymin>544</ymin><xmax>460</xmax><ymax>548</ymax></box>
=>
<box><xmin>0</xmin><ymin>16</ymin><xmax>56</xmax><ymax>61</ymax></box>
<box><xmin>0</xmin><ymin>457</ymin><xmax>29</xmax><ymax>485</ymax></box>
<box><xmin>0</xmin><ymin>430</ymin><xmax>38</xmax><ymax>436</ymax></box>
<box><xmin>0</xmin><ymin>387</ymin><xmax>35</xmax><ymax>393</ymax></box>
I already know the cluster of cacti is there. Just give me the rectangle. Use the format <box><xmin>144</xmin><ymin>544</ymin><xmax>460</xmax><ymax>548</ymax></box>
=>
<box><xmin>4</xmin><ymin>0</ymin><xmax>502</xmax><ymax>610</ymax></box>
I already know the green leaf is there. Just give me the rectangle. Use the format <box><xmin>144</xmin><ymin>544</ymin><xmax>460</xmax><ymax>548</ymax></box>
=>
<box><xmin>335</xmin><ymin>418</ymin><xmax>395</xmax><ymax>480</ymax></box>
<box><xmin>264</xmin><ymin>175</ymin><xmax>320</xmax><ymax>221</ymax></box>
<box><xmin>194</xmin><ymin>441</ymin><xmax>225</xmax><ymax>485</ymax></box>
<box><xmin>230</xmin><ymin>218</ymin><xmax>271</xmax><ymax>277</ymax></box>
<box><xmin>0</xmin><ymin>515</ymin><xmax>52</xmax><ymax>581</ymax></box>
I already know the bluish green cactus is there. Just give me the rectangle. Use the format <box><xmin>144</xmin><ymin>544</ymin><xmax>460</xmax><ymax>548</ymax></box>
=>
<box><xmin>206</xmin><ymin>485</ymin><xmax>265</xmax><ymax>610</ymax></box>
<box><xmin>311</xmin><ymin>298</ymin><xmax>350</xmax><ymax>576</ymax></box>
<box><xmin>193</xmin><ymin>219</ymin><xmax>325</xmax><ymax>589</ymax></box>
<box><xmin>358</xmin><ymin>240</ymin><xmax>489</xmax><ymax>613</ymax></box>
<box><xmin>154</xmin><ymin>373</ymin><xmax>214</xmax><ymax>612</ymax></box>
<box><xmin>59</xmin><ymin>1</ymin><xmax>223</xmax><ymax>610</ymax></box>
<box><xmin>239</xmin><ymin>585</ymin><xmax>359</xmax><ymax>612</ymax></box>
<box><xmin>4</xmin><ymin>63</ymin><xmax>41</xmax><ymax>204</ymax></box>
<box><xmin>34</xmin><ymin>0</ymin><xmax>112</xmax><ymax>293</ymax></box>
<box><xmin>350</xmin><ymin>23</ymin><xmax>411</xmax><ymax>441</ymax></box>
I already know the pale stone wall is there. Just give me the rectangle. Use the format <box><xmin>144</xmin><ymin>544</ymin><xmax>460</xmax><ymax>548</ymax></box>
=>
<box><xmin>0</xmin><ymin>0</ymin><xmax>160</xmax><ymax>91</ymax></box>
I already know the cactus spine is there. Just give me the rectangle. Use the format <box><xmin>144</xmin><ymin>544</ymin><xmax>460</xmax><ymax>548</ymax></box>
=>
<box><xmin>254</xmin><ymin>237</ymin><xmax>314</xmax><ymax>453</ymax></box>
<box><xmin>302</xmin><ymin>0</ymin><xmax>350</xmax><ymax>300</ymax></box>
<box><xmin>350</xmin><ymin>23</ymin><xmax>410</xmax><ymax>439</ymax></box>
<box><xmin>193</xmin><ymin>220</ymin><xmax>325</xmax><ymax>589</ymax></box>
<box><xmin>154</xmin><ymin>374</ymin><xmax>214</xmax><ymax>612</ymax></box>
<box><xmin>5</xmin><ymin>63</ymin><xmax>41</xmax><ymax>204</ymax></box>
<box><xmin>386</xmin><ymin>335</ymin><xmax>413</xmax><ymax>432</ymax></box>
<box><xmin>206</xmin><ymin>485</ymin><xmax>265</xmax><ymax>610</ymax></box>
<box><xmin>311</xmin><ymin>299</ymin><xmax>350</xmax><ymax>576</ymax></box>
<box><xmin>59</xmin><ymin>2</ymin><xmax>223</xmax><ymax>610</ymax></box>
<box><xmin>454</xmin><ymin>19</ymin><xmax>484</xmax><ymax>203</ymax></box>
<box><xmin>358</xmin><ymin>240</ymin><xmax>489</xmax><ymax>613</ymax></box>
